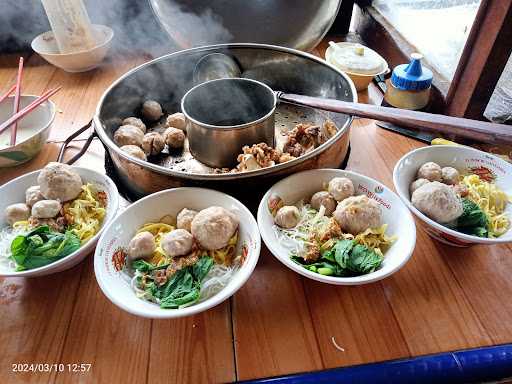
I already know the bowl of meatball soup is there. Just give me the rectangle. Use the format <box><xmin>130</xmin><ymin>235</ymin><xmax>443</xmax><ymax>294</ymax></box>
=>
<box><xmin>257</xmin><ymin>169</ymin><xmax>416</xmax><ymax>285</ymax></box>
<box><xmin>0</xmin><ymin>163</ymin><xmax>119</xmax><ymax>277</ymax></box>
<box><xmin>94</xmin><ymin>187</ymin><xmax>261</xmax><ymax>319</ymax></box>
<box><xmin>393</xmin><ymin>145</ymin><xmax>512</xmax><ymax>246</ymax></box>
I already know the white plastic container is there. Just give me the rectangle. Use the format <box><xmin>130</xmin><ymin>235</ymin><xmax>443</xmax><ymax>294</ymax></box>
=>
<box><xmin>41</xmin><ymin>0</ymin><xmax>96</xmax><ymax>54</ymax></box>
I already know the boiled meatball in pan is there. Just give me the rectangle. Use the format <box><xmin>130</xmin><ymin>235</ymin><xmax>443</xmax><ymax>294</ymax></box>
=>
<box><xmin>114</xmin><ymin>125</ymin><xmax>144</xmax><ymax>147</ymax></box>
<box><xmin>141</xmin><ymin>100</ymin><xmax>163</xmax><ymax>122</ymax></box>
<box><xmin>122</xmin><ymin>117</ymin><xmax>146</xmax><ymax>133</ymax></box>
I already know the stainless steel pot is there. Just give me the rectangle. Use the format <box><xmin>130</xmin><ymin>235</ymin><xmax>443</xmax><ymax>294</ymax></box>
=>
<box><xmin>149</xmin><ymin>0</ymin><xmax>342</xmax><ymax>52</ymax></box>
<box><xmin>182</xmin><ymin>78</ymin><xmax>276</xmax><ymax>168</ymax></box>
<box><xmin>61</xmin><ymin>44</ymin><xmax>356</xmax><ymax>200</ymax></box>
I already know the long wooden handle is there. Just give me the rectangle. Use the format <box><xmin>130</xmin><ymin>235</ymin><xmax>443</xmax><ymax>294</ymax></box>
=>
<box><xmin>278</xmin><ymin>92</ymin><xmax>512</xmax><ymax>145</ymax></box>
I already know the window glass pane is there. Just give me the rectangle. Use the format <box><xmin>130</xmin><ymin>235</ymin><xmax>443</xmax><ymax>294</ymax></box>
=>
<box><xmin>373</xmin><ymin>0</ymin><xmax>481</xmax><ymax>80</ymax></box>
<box><xmin>484</xmin><ymin>53</ymin><xmax>512</xmax><ymax>124</ymax></box>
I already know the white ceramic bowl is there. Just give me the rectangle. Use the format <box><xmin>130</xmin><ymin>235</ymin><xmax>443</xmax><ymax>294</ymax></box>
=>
<box><xmin>257</xmin><ymin>169</ymin><xmax>416</xmax><ymax>285</ymax></box>
<box><xmin>94</xmin><ymin>188</ymin><xmax>261</xmax><ymax>319</ymax></box>
<box><xmin>31</xmin><ymin>25</ymin><xmax>114</xmax><ymax>73</ymax></box>
<box><xmin>0</xmin><ymin>166</ymin><xmax>119</xmax><ymax>277</ymax></box>
<box><xmin>0</xmin><ymin>96</ymin><xmax>55</xmax><ymax>167</ymax></box>
<box><xmin>394</xmin><ymin>145</ymin><xmax>512</xmax><ymax>246</ymax></box>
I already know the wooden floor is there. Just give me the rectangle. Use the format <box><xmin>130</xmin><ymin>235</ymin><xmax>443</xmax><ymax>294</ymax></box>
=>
<box><xmin>1</xmin><ymin>46</ymin><xmax>512</xmax><ymax>384</ymax></box>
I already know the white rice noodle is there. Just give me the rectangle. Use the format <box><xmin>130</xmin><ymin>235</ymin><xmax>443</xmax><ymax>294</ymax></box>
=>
<box><xmin>0</xmin><ymin>226</ymin><xmax>25</xmax><ymax>270</ymax></box>
<box><xmin>199</xmin><ymin>263</ymin><xmax>238</xmax><ymax>302</ymax></box>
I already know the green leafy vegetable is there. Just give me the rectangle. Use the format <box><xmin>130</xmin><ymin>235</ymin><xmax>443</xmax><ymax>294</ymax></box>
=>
<box><xmin>452</xmin><ymin>198</ymin><xmax>489</xmax><ymax>238</ymax></box>
<box><xmin>135</xmin><ymin>256</ymin><xmax>214</xmax><ymax>309</ymax></box>
<box><xmin>291</xmin><ymin>239</ymin><xmax>383</xmax><ymax>277</ymax></box>
<box><xmin>10</xmin><ymin>226</ymin><xmax>81</xmax><ymax>271</ymax></box>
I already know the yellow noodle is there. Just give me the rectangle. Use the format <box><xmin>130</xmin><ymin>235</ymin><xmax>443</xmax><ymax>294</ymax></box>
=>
<box><xmin>461</xmin><ymin>174</ymin><xmax>511</xmax><ymax>237</ymax></box>
<box><xmin>64</xmin><ymin>183</ymin><xmax>106</xmax><ymax>244</ymax></box>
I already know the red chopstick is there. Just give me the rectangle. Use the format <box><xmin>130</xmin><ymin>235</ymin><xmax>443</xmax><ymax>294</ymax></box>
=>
<box><xmin>10</xmin><ymin>57</ymin><xmax>24</xmax><ymax>145</ymax></box>
<box><xmin>0</xmin><ymin>86</ymin><xmax>61</xmax><ymax>137</ymax></box>
<box><xmin>0</xmin><ymin>84</ymin><xmax>16</xmax><ymax>105</ymax></box>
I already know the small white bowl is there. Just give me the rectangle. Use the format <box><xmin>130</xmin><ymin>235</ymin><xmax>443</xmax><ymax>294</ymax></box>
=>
<box><xmin>0</xmin><ymin>166</ymin><xmax>119</xmax><ymax>277</ymax></box>
<box><xmin>0</xmin><ymin>95</ymin><xmax>55</xmax><ymax>167</ymax></box>
<box><xmin>257</xmin><ymin>169</ymin><xmax>416</xmax><ymax>285</ymax></box>
<box><xmin>94</xmin><ymin>187</ymin><xmax>261</xmax><ymax>319</ymax></box>
<box><xmin>31</xmin><ymin>25</ymin><xmax>114</xmax><ymax>73</ymax></box>
<box><xmin>394</xmin><ymin>145</ymin><xmax>512</xmax><ymax>247</ymax></box>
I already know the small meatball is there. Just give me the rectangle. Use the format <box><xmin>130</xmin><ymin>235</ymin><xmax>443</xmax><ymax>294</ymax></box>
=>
<box><xmin>310</xmin><ymin>191</ymin><xmax>336</xmax><ymax>216</ymax></box>
<box><xmin>114</xmin><ymin>125</ymin><xmax>144</xmax><ymax>147</ymax></box>
<box><xmin>38</xmin><ymin>162</ymin><xmax>82</xmax><ymax>202</ymax></box>
<box><xmin>164</xmin><ymin>127</ymin><xmax>185</xmax><ymax>149</ymax></box>
<box><xmin>191</xmin><ymin>206</ymin><xmax>239</xmax><ymax>250</ymax></box>
<box><xmin>161</xmin><ymin>229</ymin><xmax>194</xmax><ymax>257</ymax></box>
<box><xmin>141</xmin><ymin>100</ymin><xmax>163</xmax><ymax>122</ymax></box>
<box><xmin>442</xmin><ymin>167</ymin><xmax>460</xmax><ymax>185</ymax></box>
<box><xmin>25</xmin><ymin>185</ymin><xmax>44</xmax><ymax>207</ymax></box>
<box><xmin>412</xmin><ymin>181</ymin><xmax>463</xmax><ymax>223</ymax></box>
<box><xmin>176</xmin><ymin>208</ymin><xmax>198</xmax><ymax>233</ymax></box>
<box><xmin>333</xmin><ymin>195</ymin><xmax>381</xmax><ymax>235</ymax></box>
<box><xmin>328</xmin><ymin>177</ymin><xmax>355</xmax><ymax>201</ymax></box>
<box><xmin>142</xmin><ymin>132</ymin><xmax>165</xmax><ymax>156</ymax></box>
<box><xmin>122</xmin><ymin>117</ymin><xmax>146</xmax><ymax>133</ymax></box>
<box><xmin>453</xmin><ymin>183</ymin><xmax>469</xmax><ymax>198</ymax></box>
<box><xmin>417</xmin><ymin>162</ymin><xmax>442</xmax><ymax>182</ymax></box>
<box><xmin>410</xmin><ymin>178</ymin><xmax>430</xmax><ymax>194</ymax></box>
<box><xmin>31</xmin><ymin>200</ymin><xmax>62</xmax><ymax>219</ymax></box>
<box><xmin>165</xmin><ymin>112</ymin><xmax>186</xmax><ymax>131</ymax></box>
<box><xmin>274</xmin><ymin>206</ymin><xmax>300</xmax><ymax>229</ymax></box>
<box><xmin>127</xmin><ymin>231</ymin><xmax>155</xmax><ymax>260</ymax></box>
<box><xmin>121</xmin><ymin>145</ymin><xmax>147</xmax><ymax>160</ymax></box>
<box><xmin>4</xmin><ymin>203</ymin><xmax>30</xmax><ymax>225</ymax></box>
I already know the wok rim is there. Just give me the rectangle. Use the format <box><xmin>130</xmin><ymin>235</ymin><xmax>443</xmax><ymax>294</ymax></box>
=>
<box><xmin>93</xmin><ymin>43</ymin><xmax>357</xmax><ymax>181</ymax></box>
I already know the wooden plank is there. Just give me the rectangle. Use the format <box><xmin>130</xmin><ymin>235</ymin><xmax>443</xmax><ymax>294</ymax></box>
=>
<box><xmin>53</xmin><ymin>257</ymin><xmax>151</xmax><ymax>384</ymax></box>
<box><xmin>233</xmin><ymin>248</ymin><xmax>324</xmax><ymax>381</ymax></box>
<box><xmin>148</xmin><ymin>302</ymin><xmax>236</xmax><ymax>384</ymax></box>
<box><xmin>446</xmin><ymin>0</ymin><xmax>512</xmax><ymax>120</ymax></box>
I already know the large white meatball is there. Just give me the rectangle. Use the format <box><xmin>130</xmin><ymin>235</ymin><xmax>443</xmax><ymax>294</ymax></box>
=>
<box><xmin>114</xmin><ymin>125</ymin><xmax>144</xmax><ymax>147</ymax></box>
<box><xmin>412</xmin><ymin>181</ymin><xmax>463</xmax><ymax>223</ymax></box>
<box><xmin>37</xmin><ymin>162</ymin><xmax>83</xmax><ymax>202</ymax></box>
<box><xmin>5</xmin><ymin>203</ymin><xmax>30</xmax><ymax>225</ymax></box>
<box><xmin>166</xmin><ymin>112</ymin><xmax>186</xmax><ymax>131</ymax></box>
<box><xmin>310</xmin><ymin>191</ymin><xmax>336</xmax><ymax>216</ymax></box>
<box><xmin>122</xmin><ymin>117</ymin><xmax>146</xmax><ymax>133</ymax></box>
<box><xmin>31</xmin><ymin>200</ymin><xmax>61</xmax><ymax>219</ymax></box>
<box><xmin>127</xmin><ymin>231</ymin><xmax>155</xmax><ymax>260</ymax></box>
<box><xmin>177</xmin><ymin>208</ymin><xmax>198</xmax><ymax>233</ymax></box>
<box><xmin>417</xmin><ymin>162</ymin><xmax>442</xmax><ymax>182</ymax></box>
<box><xmin>161</xmin><ymin>229</ymin><xmax>194</xmax><ymax>257</ymax></box>
<box><xmin>328</xmin><ymin>177</ymin><xmax>355</xmax><ymax>201</ymax></box>
<box><xmin>441</xmin><ymin>167</ymin><xmax>460</xmax><ymax>185</ymax></box>
<box><xmin>191</xmin><ymin>207</ymin><xmax>239</xmax><ymax>250</ymax></box>
<box><xmin>410</xmin><ymin>178</ymin><xmax>430</xmax><ymax>194</ymax></box>
<box><xmin>141</xmin><ymin>100</ymin><xmax>163</xmax><ymax>121</ymax></box>
<box><xmin>274</xmin><ymin>206</ymin><xmax>300</xmax><ymax>229</ymax></box>
<box><xmin>25</xmin><ymin>185</ymin><xmax>44</xmax><ymax>207</ymax></box>
<box><xmin>333</xmin><ymin>195</ymin><xmax>381</xmax><ymax>235</ymax></box>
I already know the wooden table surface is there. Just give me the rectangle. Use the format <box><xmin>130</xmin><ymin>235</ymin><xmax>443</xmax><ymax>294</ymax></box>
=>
<box><xmin>1</xmin><ymin>44</ymin><xmax>512</xmax><ymax>384</ymax></box>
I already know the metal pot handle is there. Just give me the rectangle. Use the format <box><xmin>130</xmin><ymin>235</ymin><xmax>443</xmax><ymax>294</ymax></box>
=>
<box><xmin>57</xmin><ymin>120</ymin><xmax>97</xmax><ymax>164</ymax></box>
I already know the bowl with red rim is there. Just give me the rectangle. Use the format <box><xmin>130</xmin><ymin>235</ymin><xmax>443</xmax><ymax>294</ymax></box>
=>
<box><xmin>393</xmin><ymin>145</ymin><xmax>512</xmax><ymax>246</ymax></box>
<box><xmin>257</xmin><ymin>168</ymin><xmax>416</xmax><ymax>285</ymax></box>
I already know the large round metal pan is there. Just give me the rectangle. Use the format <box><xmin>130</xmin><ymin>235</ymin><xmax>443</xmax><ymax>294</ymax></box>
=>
<box><xmin>93</xmin><ymin>43</ymin><xmax>357</xmax><ymax>199</ymax></box>
<box><xmin>149</xmin><ymin>0</ymin><xmax>342</xmax><ymax>52</ymax></box>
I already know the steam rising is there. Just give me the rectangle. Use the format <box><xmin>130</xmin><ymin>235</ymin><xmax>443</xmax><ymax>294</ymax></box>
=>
<box><xmin>0</xmin><ymin>0</ymin><xmax>232</xmax><ymax>57</ymax></box>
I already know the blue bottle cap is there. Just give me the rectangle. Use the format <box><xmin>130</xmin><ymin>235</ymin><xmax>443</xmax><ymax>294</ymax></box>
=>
<box><xmin>391</xmin><ymin>53</ymin><xmax>433</xmax><ymax>91</ymax></box>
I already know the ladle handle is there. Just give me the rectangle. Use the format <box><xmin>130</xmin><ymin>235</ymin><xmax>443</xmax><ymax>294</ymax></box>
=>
<box><xmin>277</xmin><ymin>92</ymin><xmax>512</xmax><ymax>145</ymax></box>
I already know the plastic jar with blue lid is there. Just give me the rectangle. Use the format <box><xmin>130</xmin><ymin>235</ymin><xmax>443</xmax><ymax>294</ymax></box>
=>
<box><xmin>383</xmin><ymin>53</ymin><xmax>433</xmax><ymax>110</ymax></box>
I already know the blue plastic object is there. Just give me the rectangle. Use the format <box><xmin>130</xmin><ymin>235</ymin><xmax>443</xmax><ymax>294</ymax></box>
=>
<box><xmin>241</xmin><ymin>344</ymin><xmax>512</xmax><ymax>384</ymax></box>
<box><xmin>391</xmin><ymin>53</ymin><xmax>433</xmax><ymax>91</ymax></box>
